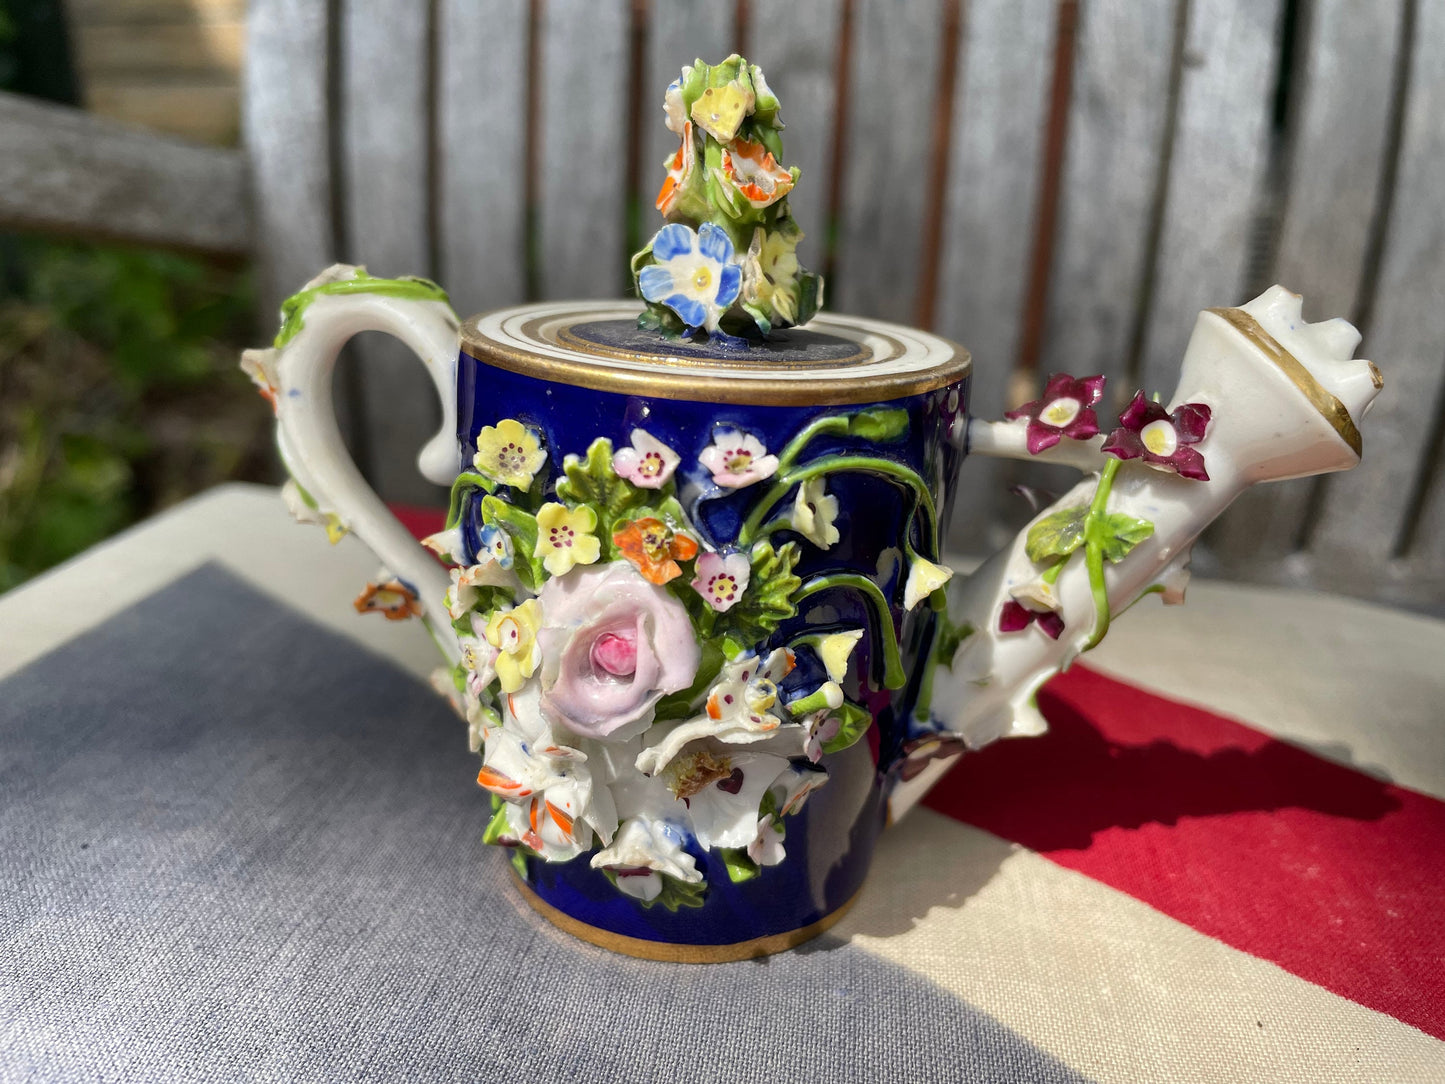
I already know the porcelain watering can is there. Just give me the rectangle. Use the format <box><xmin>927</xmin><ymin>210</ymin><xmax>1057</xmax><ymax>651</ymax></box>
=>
<box><xmin>241</xmin><ymin>56</ymin><xmax>1382</xmax><ymax>962</ymax></box>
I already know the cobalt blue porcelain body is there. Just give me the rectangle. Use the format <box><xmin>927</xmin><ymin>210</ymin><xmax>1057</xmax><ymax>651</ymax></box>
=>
<box><xmin>455</xmin><ymin>306</ymin><xmax>969</xmax><ymax>950</ymax></box>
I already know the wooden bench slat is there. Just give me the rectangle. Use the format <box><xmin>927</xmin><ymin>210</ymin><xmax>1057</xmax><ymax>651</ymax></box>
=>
<box><xmin>1206</xmin><ymin>0</ymin><xmax>1407</xmax><ymax>577</ymax></box>
<box><xmin>436</xmin><ymin>0</ymin><xmax>529</xmax><ymax>318</ymax></box>
<box><xmin>1310</xmin><ymin>0</ymin><xmax>1445</xmax><ymax>579</ymax></box>
<box><xmin>933</xmin><ymin>0</ymin><xmax>1057</xmax><ymax>555</ymax></box>
<box><xmin>1139</xmin><ymin>0</ymin><xmax>1282</xmax><ymax>397</ymax></box>
<box><xmin>537</xmin><ymin>0</ymin><xmax>630</xmax><ymax>300</ymax></box>
<box><xmin>1038</xmin><ymin>0</ymin><xmax>1178</xmax><ymax>397</ymax></box>
<box><xmin>833</xmin><ymin>0</ymin><xmax>946</xmax><ymax>323</ymax></box>
<box><xmin>0</xmin><ymin>90</ymin><xmax>249</xmax><ymax>255</ymax></box>
<box><xmin>745</xmin><ymin>0</ymin><xmax>843</xmax><ymax>282</ymax></box>
<box><xmin>340</xmin><ymin>0</ymin><xmax>440</xmax><ymax>504</ymax></box>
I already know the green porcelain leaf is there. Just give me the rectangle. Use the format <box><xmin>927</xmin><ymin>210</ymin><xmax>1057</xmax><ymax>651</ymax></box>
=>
<box><xmin>1086</xmin><ymin>511</ymin><xmax>1156</xmax><ymax>564</ymax></box>
<box><xmin>718</xmin><ymin>540</ymin><xmax>802</xmax><ymax>644</ymax></box>
<box><xmin>820</xmin><ymin>701</ymin><xmax>873</xmax><ymax>756</ymax></box>
<box><xmin>602</xmin><ymin>870</ymin><xmax>707</xmax><ymax>912</ymax></box>
<box><xmin>275</xmin><ymin>269</ymin><xmax>450</xmax><ymax>348</ymax></box>
<box><xmin>480</xmin><ymin>495</ymin><xmax>543</xmax><ymax>591</ymax></box>
<box><xmin>720</xmin><ymin>848</ymin><xmax>761</xmax><ymax>883</ymax></box>
<box><xmin>848</xmin><ymin>408</ymin><xmax>910</xmax><ymax>443</ymax></box>
<box><xmin>1025</xmin><ymin>505</ymin><xmax>1089</xmax><ymax>564</ymax></box>
<box><xmin>555</xmin><ymin>438</ymin><xmax>648</xmax><ymax>549</ymax></box>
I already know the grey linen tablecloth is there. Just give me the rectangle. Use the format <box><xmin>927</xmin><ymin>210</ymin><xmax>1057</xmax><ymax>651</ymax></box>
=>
<box><xmin>0</xmin><ymin>563</ymin><xmax>1086</xmax><ymax>1083</ymax></box>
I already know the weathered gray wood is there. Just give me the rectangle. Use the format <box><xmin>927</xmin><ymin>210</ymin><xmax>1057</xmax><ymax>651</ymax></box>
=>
<box><xmin>832</xmin><ymin>0</ymin><xmax>945</xmax><ymax>323</ymax></box>
<box><xmin>638</xmin><ymin>0</ymin><xmax>733</xmax><ymax>242</ymax></box>
<box><xmin>1139</xmin><ymin>0</ymin><xmax>1282</xmax><ymax>395</ymax></box>
<box><xmin>243</xmin><ymin>0</ymin><xmax>333</xmax><ymax>325</ymax></box>
<box><xmin>932</xmin><ymin>0</ymin><xmax>1057</xmax><ymax>555</ymax></box>
<box><xmin>0</xmin><ymin>90</ymin><xmax>249</xmax><ymax>254</ymax></box>
<box><xmin>435</xmin><ymin>0</ymin><xmax>529</xmax><ymax>318</ymax></box>
<box><xmin>1207</xmin><ymin>0</ymin><xmax>1406</xmax><ymax>571</ymax></box>
<box><xmin>1310</xmin><ymin>0</ymin><xmax>1445</xmax><ymax>581</ymax></box>
<box><xmin>1037</xmin><ymin>0</ymin><xmax>1179</xmax><ymax>400</ymax></box>
<box><xmin>340</xmin><ymin>0</ymin><xmax>440</xmax><ymax>504</ymax></box>
<box><xmin>745</xmin><ymin>0</ymin><xmax>843</xmax><ymax>278</ymax></box>
<box><xmin>537</xmin><ymin>0</ymin><xmax>630</xmax><ymax>300</ymax></box>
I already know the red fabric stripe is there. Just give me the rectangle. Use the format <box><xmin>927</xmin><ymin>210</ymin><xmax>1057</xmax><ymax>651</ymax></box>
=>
<box><xmin>390</xmin><ymin>504</ymin><xmax>447</xmax><ymax>541</ymax></box>
<box><xmin>924</xmin><ymin>664</ymin><xmax>1445</xmax><ymax>1038</ymax></box>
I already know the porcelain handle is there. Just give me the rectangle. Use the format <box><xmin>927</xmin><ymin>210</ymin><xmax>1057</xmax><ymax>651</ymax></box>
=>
<box><xmin>256</xmin><ymin>266</ymin><xmax>463</xmax><ymax>661</ymax></box>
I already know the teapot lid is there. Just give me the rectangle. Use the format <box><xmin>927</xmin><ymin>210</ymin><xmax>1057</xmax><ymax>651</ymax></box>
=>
<box><xmin>461</xmin><ymin>300</ymin><xmax>969</xmax><ymax>406</ymax></box>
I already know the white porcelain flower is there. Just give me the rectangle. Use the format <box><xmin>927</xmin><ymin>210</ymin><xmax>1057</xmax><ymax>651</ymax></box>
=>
<box><xmin>699</xmin><ymin>429</ymin><xmax>779</xmax><ymax>488</ymax></box>
<box><xmin>747</xmin><ymin>814</ymin><xmax>786</xmax><ymax>867</ymax></box>
<box><xmin>611</xmin><ymin>428</ymin><xmax>681</xmax><ymax>489</ymax></box>
<box><xmin>691</xmin><ymin>551</ymin><xmax>750</xmax><ymax>612</ymax></box>
<box><xmin>590</xmin><ymin>815</ymin><xmax>701</xmax><ymax>902</ymax></box>
<box><xmin>904</xmin><ymin>556</ymin><xmax>955</xmax><ymax>610</ymax></box>
<box><xmin>792</xmin><ymin>477</ymin><xmax>840</xmax><ymax>548</ymax></box>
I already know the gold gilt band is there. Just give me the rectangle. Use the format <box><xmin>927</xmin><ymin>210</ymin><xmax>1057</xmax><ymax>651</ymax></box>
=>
<box><xmin>511</xmin><ymin>873</ymin><xmax>861</xmax><ymax>963</ymax></box>
<box><xmin>1207</xmin><ymin>306</ymin><xmax>1364</xmax><ymax>457</ymax></box>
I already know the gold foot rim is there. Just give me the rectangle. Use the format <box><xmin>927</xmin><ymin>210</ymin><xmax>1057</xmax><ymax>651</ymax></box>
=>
<box><xmin>511</xmin><ymin>872</ymin><xmax>861</xmax><ymax>964</ymax></box>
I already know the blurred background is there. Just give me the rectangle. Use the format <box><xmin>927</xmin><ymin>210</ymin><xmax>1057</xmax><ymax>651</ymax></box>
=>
<box><xmin>0</xmin><ymin>0</ymin><xmax>1440</xmax><ymax>611</ymax></box>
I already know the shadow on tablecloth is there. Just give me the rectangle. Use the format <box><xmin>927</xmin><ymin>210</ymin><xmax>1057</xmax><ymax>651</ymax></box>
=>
<box><xmin>0</xmin><ymin>564</ymin><xmax>1087</xmax><ymax>1084</ymax></box>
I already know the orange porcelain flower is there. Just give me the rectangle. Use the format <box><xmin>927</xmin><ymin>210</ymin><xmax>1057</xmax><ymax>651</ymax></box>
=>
<box><xmin>353</xmin><ymin>578</ymin><xmax>423</xmax><ymax>621</ymax></box>
<box><xmin>720</xmin><ymin>136</ymin><xmax>794</xmax><ymax>208</ymax></box>
<box><xmin>656</xmin><ymin>120</ymin><xmax>697</xmax><ymax>216</ymax></box>
<box><xmin>612</xmin><ymin>517</ymin><xmax>699</xmax><ymax>585</ymax></box>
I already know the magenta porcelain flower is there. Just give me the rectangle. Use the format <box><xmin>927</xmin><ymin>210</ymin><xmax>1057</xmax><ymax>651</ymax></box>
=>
<box><xmin>535</xmin><ymin>561</ymin><xmax>701</xmax><ymax>741</ymax></box>
<box><xmin>612</xmin><ymin>428</ymin><xmax>680</xmax><ymax>489</ymax></box>
<box><xmin>699</xmin><ymin>429</ymin><xmax>778</xmax><ymax>488</ymax></box>
<box><xmin>998</xmin><ymin>599</ymin><xmax>1064</xmax><ymax>640</ymax></box>
<box><xmin>692</xmin><ymin>551</ymin><xmax>750</xmax><ymax>612</ymax></box>
<box><xmin>1005</xmin><ymin>374</ymin><xmax>1106</xmax><ymax>454</ymax></box>
<box><xmin>1102</xmin><ymin>392</ymin><xmax>1212</xmax><ymax>480</ymax></box>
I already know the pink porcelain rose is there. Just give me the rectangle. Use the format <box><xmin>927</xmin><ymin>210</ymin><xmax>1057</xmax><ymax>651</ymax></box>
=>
<box><xmin>536</xmin><ymin>561</ymin><xmax>700</xmax><ymax>741</ymax></box>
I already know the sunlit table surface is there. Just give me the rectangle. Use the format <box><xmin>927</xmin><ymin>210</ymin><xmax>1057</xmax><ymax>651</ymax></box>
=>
<box><xmin>2</xmin><ymin>483</ymin><xmax>1442</xmax><ymax>1083</ymax></box>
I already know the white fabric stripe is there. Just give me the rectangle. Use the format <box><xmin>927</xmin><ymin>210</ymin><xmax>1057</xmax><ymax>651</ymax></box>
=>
<box><xmin>838</xmin><ymin>810</ymin><xmax>1443</xmax><ymax>1084</ymax></box>
<box><xmin>0</xmin><ymin>484</ymin><xmax>439</xmax><ymax>685</ymax></box>
<box><xmin>1081</xmin><ymin>580</ymin><xmax>1445</xmax><ymax>802</ymax></box>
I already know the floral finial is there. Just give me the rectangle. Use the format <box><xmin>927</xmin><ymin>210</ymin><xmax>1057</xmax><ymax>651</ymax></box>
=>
<box><xmin>612</xmin><ymin>429</ymin><xmax>680</xmax><ymax>489</ymax></box>
<box><xmin>1102</xmin><ymin>393</ymin><xmax>1212</xmax><ymax>480</ymax></box>
<box><xmin>533</xmin><ymin>503</ymin><xmax>602</xmax><ymax>577</ymax></box>
<box><xmin>1004</xmin><ymin>374</ymin><xmax>1106</xmax><ymax>454</ymax></box>
<box><xmin>474</xmin><ymin>418</ymin><xmax>547</xmax><ymax>489</ymax></box>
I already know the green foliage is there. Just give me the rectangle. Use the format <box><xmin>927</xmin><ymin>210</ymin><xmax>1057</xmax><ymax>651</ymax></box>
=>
<box><xmin>715</xmin><ymin>540</ymin><xmax>802</xmax><ymax>644</ymax></box>
<box><xmin>848</xmin><ymin>407</ymin><xmax>910</xmax><ymax>443</ymax></box>
<box><xmin>555</xmin><ymin>437</ymin><xmax>649</xmax><ymax>551</ymax></box>
<box><xmin>1085</xmin><ymin>511</ymin><xmax>1155</xmax><ymax>564</ymax></box>
<box><xmin>602</xmin><ymin>870</ymin><xmax>707</xmax><ymax>911</ymax></box>
<box><xmin>479</xmin><ymin>495</ymin><xmax>543</xmax><ymax>591</ymax></box>
<box><xmin>0</xmin><ymin>238</ymin><xmax>261</xmax><ymax>593</ymax></box>
<box><xmin>274</xmin><ymin>269</ymin><xmax>449</xmax><ymax>348</ymax></box>
<box><xmin>820</xmin><ymin>701</ymin><xmax>873</xmax><ymax>756</ymax></box>
<box><xmin>720</xmin><ymin>848</ymin><xmax>761</xmax><ymax>883</ymax></box>
<box><xmin>1025</xmin><ymin>505</ymin><xmax>1088</xmax><ymax>565</ymax></box>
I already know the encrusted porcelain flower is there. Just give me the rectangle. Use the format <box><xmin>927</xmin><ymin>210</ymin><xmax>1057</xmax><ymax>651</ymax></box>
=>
<box><xmin>691</xmin><ymin>551</ymin><xmax>750</xmax><ymax>611</ymax></box>
<box><xmin>473</xmin><ymin>418</ymin><xmax>547</xmax><ymax>489</ymax></box>
<box><xmin>445</xmin><ymin>560</ymin><xmax>513</xmax><ymax>619</ymax></box>
<box><xmin>655</xmin><ymin>120</ymin><xmax>698</xmax><ymax>217</ymax></box>
<box><xmin>635</xmin><ymin>648</ymin><xmax>799</xmax><ymax>777</ymax></box>
<box><xmin>802</xmin><ymin>708</ymin><xmax>841</xmax><ymax>763</ymax></box>
<box><xmin>663</xmin><ymin>72</ymin><xmax>689</xmax><ymax>134</ymax></box>
<box><xmin>240</xmin><ymin>347</ymin><xmax>281</xmax><ymax>413</ymax></box>
<box><xmin>637</xmin><ymin>222</ymin><xmax>742</xmax><ymax>334</ymax></box>
<box><xmin>590</xmin><ymin>815</ymin><xmax>701</xmax><ymax>902</ymax></box>
<box><xmin>457</xmin><ymin>612</ymin><xmax>498</xmax><ymax>698</ymax></box>
<box><xmin>420</xmin><ymin>523</ymin><xmax>466</xmax><ymax>565</ymax></box>
<box><xmin>747</xmin><ymin>814</ymin><xmax>786</xmax><ymax>867</ymax></box>
<box><xmin>792</xmin><ymin>477</ymin><xmax>840</xmax><ymax>548</ymax></box>
<box><xmin>998</xmin><ymin>599</ymin><xmax>1064</xmax><ymax>640</ymax></box>
<box><xmin>718</xmin><ymin>137</ymin><xmax>795</xmax><ymax>210</ymax></box>
<box><xmin>534</xmin><ymin>502</ymin><xmax>601</xmax><ymax>577</ymax></box>
<box><xmin>1102</xmin><ymin>393</ymin><xmax>1213</xmax><ymax>480</ymax></box>
<box><xmin>484</xmin><ymin>599</ymin><xmax>543</xmax><ymax>692</ymax></box>
<box><xmin>689</xmin><ymin>77</ymin><xmax>754</xmax><ymax>142</ymax></box>
<box><xmin>740</xmin><ymin>226</ymin><xmax>803</xmax><ymax>324</ymax></box>
<box><xmin>534</xmin><ymin>561</ymin><xmax>700</xmax><ymax>741</ymax></box>
<box><xmin>699</xmin><ymin>429</ymin><xmax>778</xmax><ymax>488</ymax></box>
<box><xmin>476</xmin><ymin>523</ymin><xmax>514</xmax><ymax>569</ymax></box>
<box><xmin>611</xmin><ymin>428</ymin><xmax>680</xmax><ymax>489</ymax></box>
<box><xmin>814</xmin><ymin>629</ymin><xmax>864</xmax><ymax>683</ymax></box>
<box><xmin>663</xmin><ymin>747</ymin><xmax>792</xmax><ymax>850</ymax></box>
<box><xmin>352</xmin><ymin>577</ymin><xmax>422</xmax><ymax>621</ymax></box>
<box><xmin>281</xmin><ymin>478</ymin><xmax>348</xmax><ymax>544</ymax></box>
<box><xmin>772</xmin><ymin>762</ymin><xmax>829</xmax><ymax>816</ymax></box>
<box><xmin>904</xmin><ymin>556</ymin><xmax>954</xmax><ymax>610</ymax></box>
<box><xmin>1005</xmin><ymin>374</ymin><xmax>1106</xmax><ymax>454</ymax></box>
<box><xmin>612</xmin><ymin>517</ymin><xmax>699</xmax><ymax>586</ymax></box>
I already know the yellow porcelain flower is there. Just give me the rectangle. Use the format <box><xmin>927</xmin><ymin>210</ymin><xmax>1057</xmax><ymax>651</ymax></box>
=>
<box><xmin>484</xmin><ymin>599</ymin><xmax>543</xmax><ymax>693</ymax></box>
<box><xmin>816</xmin><ymin>630</ymin><xmax>864</xmax><ymax>683</ymax></box>
<box><xmin>904</xmin><ymin>556</ymin><xmax>955</xmax><ymax>611</ymax></box>
<box><xmin>534</xmin><ymin>502</ymin><xmax>602</xmax><ymax>577</ymax></box>
<box><xmin>473</xmin><ymin>418</ymin><xmax>547</xmax><ymax>489</ymax></box>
